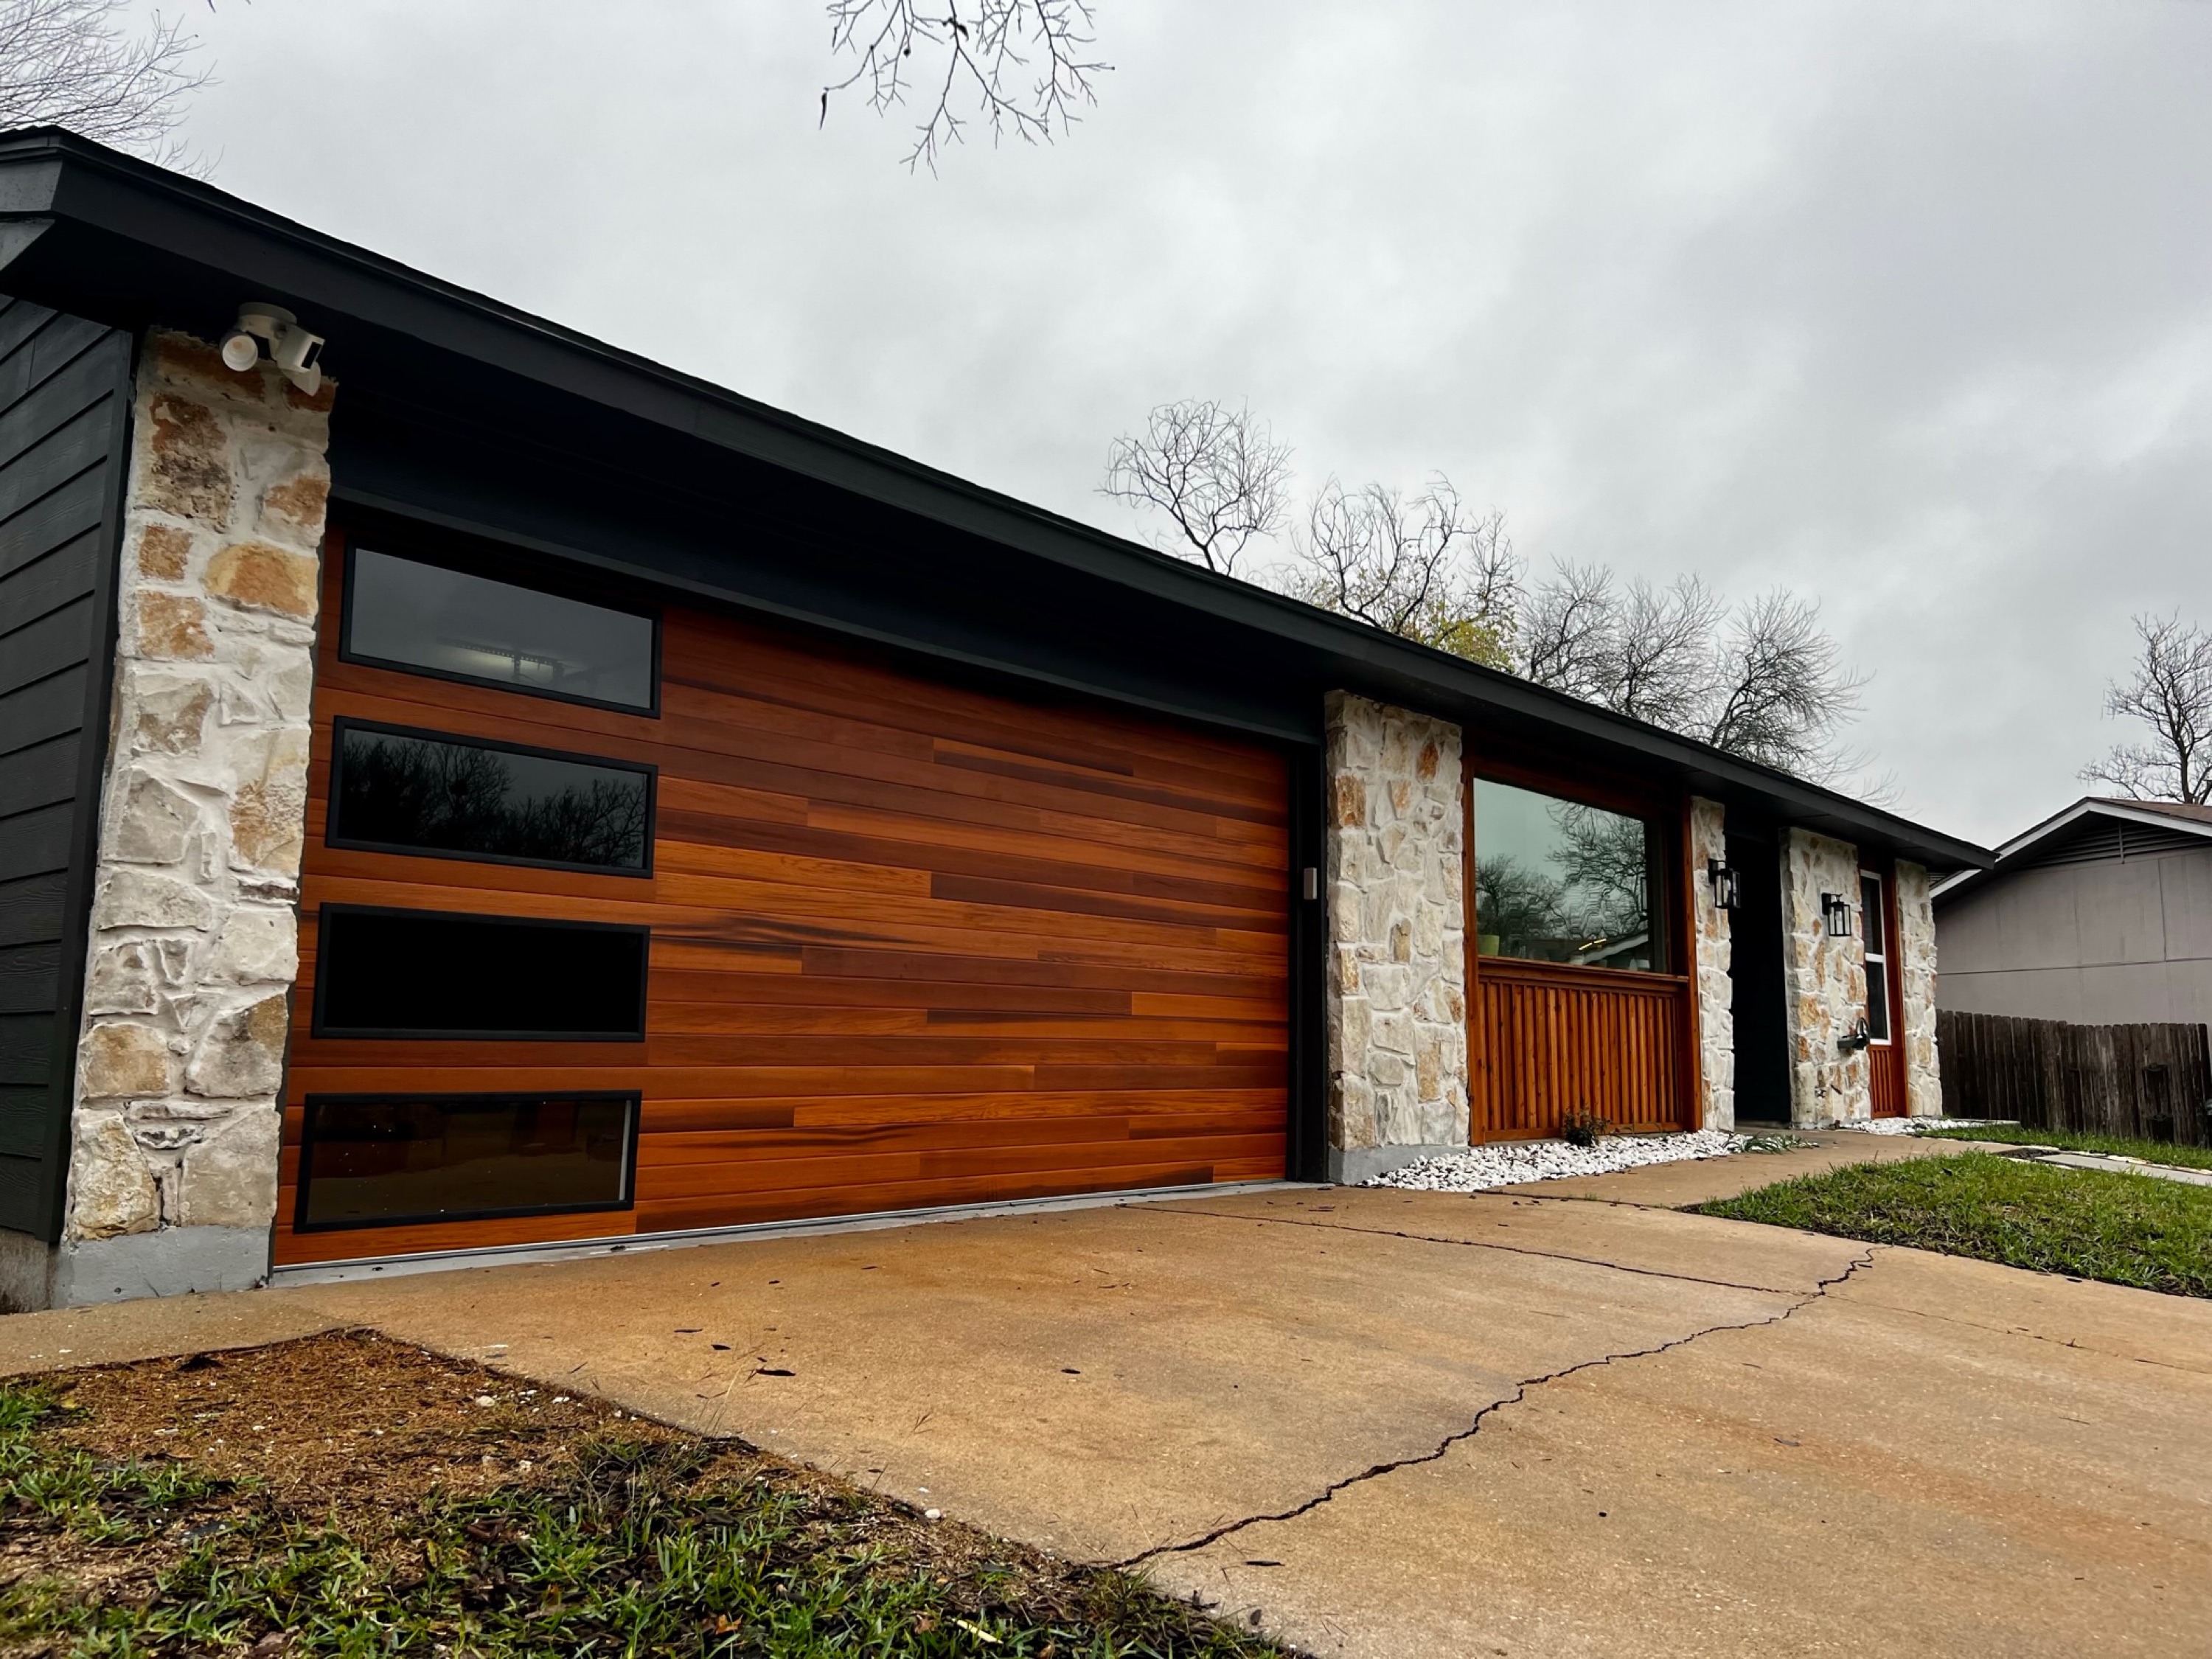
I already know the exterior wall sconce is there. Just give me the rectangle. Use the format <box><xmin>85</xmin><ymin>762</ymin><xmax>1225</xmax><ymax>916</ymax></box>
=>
<box><xmin>1706</xmin><ymin>858</ymin><xmax>1741</xmax><ymax>912</ymax></box>
<box><xmin>1820</xmin><ymin>891</ymin><xmax>1854</xmax><ymax>938</ymax></box>
<box><xmin>1837</xmin><ymin>1017</ymin><xmax>1872</xmax><ymax>1054</ymax></box>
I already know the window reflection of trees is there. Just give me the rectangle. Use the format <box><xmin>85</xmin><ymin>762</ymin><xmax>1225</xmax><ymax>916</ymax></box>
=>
<box><xmin>1475</xmin><ymin>800</ymin><xmax>1651</xmax><ymax>970</ymax></box>
<box><xmin>337</xmin><ymin>731</ymin><xmax>649</xmax><ymax>870</ymax></box>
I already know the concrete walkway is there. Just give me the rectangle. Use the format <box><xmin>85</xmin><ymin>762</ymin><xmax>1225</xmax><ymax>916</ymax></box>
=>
<box><xmin>1</xmin><ymin>1143</ymin><xmax>2207</xmax><ymax>1657</ymax></box>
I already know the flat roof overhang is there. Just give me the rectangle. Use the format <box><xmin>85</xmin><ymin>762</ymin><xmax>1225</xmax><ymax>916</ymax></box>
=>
<box><xmin>0</xmin><ymin>128</ymin><xmax>1992</xmax><ymax>874</ymax></box>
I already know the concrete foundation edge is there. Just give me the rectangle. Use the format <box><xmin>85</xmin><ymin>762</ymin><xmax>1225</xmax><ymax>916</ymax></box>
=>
<box><xmin>1326</xmin><ymin>1143</ymin><xmax>1468</xmax><ymax>1185</ymax></box>
<box><xmin>49</xmin><ymin>1227</ymin><xmax>268</xmax><ymax>1307</ymax></box>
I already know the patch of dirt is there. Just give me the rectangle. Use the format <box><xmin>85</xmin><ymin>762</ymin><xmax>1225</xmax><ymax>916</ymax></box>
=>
<box><xmin>50</xmin><ymin>1329</ymin><xmax>680</xmax><ymax>1512</ymax></box>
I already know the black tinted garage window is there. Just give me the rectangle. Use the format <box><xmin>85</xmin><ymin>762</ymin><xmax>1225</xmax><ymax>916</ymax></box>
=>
<box><xmin>297</xmin><ymin>1092</ymin><xmax>636</xmax><ymax>1229</ymax></box>
<box><xmin>344</xmin><ymin>547</ymin><xmax>657</xmax><ymax>711</ymax></box>
<box><xmin>313</xmin><ymin>907</ymin><xmax>649</xmax><ymax>1040</ymax></box>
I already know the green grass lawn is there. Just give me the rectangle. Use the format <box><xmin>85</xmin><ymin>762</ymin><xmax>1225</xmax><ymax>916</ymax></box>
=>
<box><xmin>1692</xmin><ymin>1152</ymin><xmax>2212</xmax><ymax>1297</ymax></box>
<box><xmin>1918</xmin><ymin>1122</ymin><xmax>2212</xmax><ymax>1171</ymax></box>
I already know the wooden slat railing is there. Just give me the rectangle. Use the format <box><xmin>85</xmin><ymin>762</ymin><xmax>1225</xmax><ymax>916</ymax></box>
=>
<box><xmin>1472</xmin><ymin>959</ymin><xmax>1690</xmax><ymax>1139</ymax></box>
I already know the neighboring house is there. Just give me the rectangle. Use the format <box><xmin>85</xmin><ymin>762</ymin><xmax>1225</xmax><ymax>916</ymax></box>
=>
<box><xmin>1934</xmin><ymin>798</ymin><xmax>2212</xmax><ymax>1026</ymax></box>
<box><xmin>0</xmin><ymin>131</ymin><xmax>1990</xmax><ymax>1307</ymax></box>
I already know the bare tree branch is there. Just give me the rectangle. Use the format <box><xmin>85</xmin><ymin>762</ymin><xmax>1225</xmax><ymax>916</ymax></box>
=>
<box><xmin>1607</xmin><ymin>574</ymin><xmax>1724</xmax><ymax>731</ymax></box>
<box><xmin>0</xmin><ymin>1</ymin><xmax>209</xmax><ymax>169</ymax></box>
<box><xmin>1101</xmin><ymin>399</ymin><xmax>1293</xmax><ymax>577</ymax></box>
<box><xmin>1290</xmin><ymin>475</ymin><xmax>1518</xmax><ymax>666</ymax></box>
<box><xmin>2081</xmin><ymin>612</ymin><xmax>2212</xmax><ymax>805</ymax></box>
<box><xmin>821</xmin><ymin>0</ymin><xmax>1107</xmax><ymax>172</ymax></box>
<box><xmin>1096</xmin><ymin>392</ymin><xmax>1874</xmax><ymax>786</ymax></box>
<box><xmin>1703</xmin><ymin>588</ymin><xmax>1867</xmax><ymax>781</ymax></box>
<box><xmin>1518</xmin><ymin>561</ymin><xmax>1617</xmax><ymax>701</ymax></box>
<box><xmin>1521</xmin><ymin>568</ymin><xmax>1868</xmax><ymax>784</ymax></box>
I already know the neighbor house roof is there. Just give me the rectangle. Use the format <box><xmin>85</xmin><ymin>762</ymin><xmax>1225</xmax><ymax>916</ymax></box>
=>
<box><xmin>0</xmin><ymin>126</ymin><xmax>1992</xmax><ymax>874</ymax></box>
<box><xmin>1934</xmin><ymin>796</ymin><xmax>2212</xmax><ymax>903</ymax></box>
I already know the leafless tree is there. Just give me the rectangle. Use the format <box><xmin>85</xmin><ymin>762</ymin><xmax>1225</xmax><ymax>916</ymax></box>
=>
<box><xmin>1703</xmin><ymin>589</ymin><xmax>1867</xmax><ymax>779</ymax></box>
<box><xmin>2081</xmin><ymin>612</ymin><xmax>2212</xmax><ymax>805</ymax></box>
<box><xmin>1517</xmin><ymin>561</ymin><xmax>1618</xmax><ymax>703</ymax></box>
<box><xmin>1291</xmin><ymin>476</ymin><xmax>1519</xmax><ymax>668</ymax></box>
<box><xmin>1101</xmin><ymin>400</ymin><xmax>1293</xmax><ymax>577</ymax></box>
<box><xmin>0</xmin><ymin>1</ymin><xmax>208</xmax><ymax>166</ymax></box>
<box><xmin>1518</xmin><ymin>565</ymin><xmax>1867</xmax><ymax>784</ymax></box>
<box><xmin>1096</xmin><ymin>392</ymin><xmax>1874</xmax><ymax>785</ymax></box>
<box><xmin>1608</xmin><ymin>574</ymin><xmax>1725</xmax><ymax>732</ymax></box>
<box><xmin>821</xmin><ymin>0</ymin><xmax>1107</xmax><ymax>171</ymax></box>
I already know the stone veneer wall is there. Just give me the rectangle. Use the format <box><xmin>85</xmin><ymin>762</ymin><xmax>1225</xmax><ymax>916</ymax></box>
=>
<box><xmin>1779</xmin><ymin>827</ymin><xmax>1870</xmax><ymax>1126</ymax></box>
<box><xmin>1688</xmin><ymin>797</ymin><xmax>1733</xmax><ymax>1131</ymax></box>
<box><xmin>50</xmin><ymin>333</ymin><xmax>332</xmax><ymax>1304</ymax></box>
<box><xmin>1894</xmin><ymin>860</ymin><xmax>1941</xmax><ymax>1117</ymax></box>
<box><xmin>1322</xmin><ymin>692</ymin><xmax>1468</xmax><ymax>1181</ymax></box>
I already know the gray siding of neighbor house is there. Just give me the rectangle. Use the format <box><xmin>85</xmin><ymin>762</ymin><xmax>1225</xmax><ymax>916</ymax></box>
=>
<box><xmin>1935</xmin><ymin>845</ymin><xmax>2212</xmax><ymax>1026</ymax></box>
<box><xmin>0</xmin><ymin>296</ymin><xmax>133</xmax><ymax>1242</ymax></box>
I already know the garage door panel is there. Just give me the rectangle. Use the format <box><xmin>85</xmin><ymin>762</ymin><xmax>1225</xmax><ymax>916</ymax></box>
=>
<box><xmin>661</xmin><ymin>803</ymin><xmax>1290</xmax><ymax>903</ymax></box>
<box><xmin>644</xmin><ymin>1087</ymin><xmax>1283</xmax><ymax>1134</ymax></box>
<box><xmin>277</xmin><ymin>548</ymin><xmax>1292</xmax><ymax>1267</ymax></box>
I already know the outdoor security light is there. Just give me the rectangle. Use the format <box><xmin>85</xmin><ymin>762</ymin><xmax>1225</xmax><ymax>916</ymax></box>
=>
<box><xmin>1706</xmin><ymin>858</ymin><xmax>1741</xmax><ymax>912</ymax></box>
<box><xmin>220</xmin><ymin>302</ymin><xmax>325</xmax><ymax>396</ymax></box>
<box><xmin>1820</xmin><ymin>891</ymin><xmax>1854</xmax><ymax>938</ymax></box>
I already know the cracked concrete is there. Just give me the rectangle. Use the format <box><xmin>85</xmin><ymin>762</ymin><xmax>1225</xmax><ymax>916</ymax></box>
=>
<box><xmin>0</xmin><ymin>1150</ymin><xmax>2206</xmax><ymax>1656</ymax></box>
<box><xmin>1119</xmin><ymin>1249</ymin><xmax>1876</xmax><ymax>1571</ymax></box>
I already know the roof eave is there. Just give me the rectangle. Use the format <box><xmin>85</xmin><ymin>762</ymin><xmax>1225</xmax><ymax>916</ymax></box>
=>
<box><xmin>0</xmin><ymin>128</ymin><xmax>1992</xmax><ymax>874</ymax></box>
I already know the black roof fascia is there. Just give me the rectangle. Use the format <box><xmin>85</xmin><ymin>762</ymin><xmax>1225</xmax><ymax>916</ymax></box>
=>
<box><xmin>0</xmin><ymin>128</ymin><xmax>1991</xmax><ymax>874</ymax></box>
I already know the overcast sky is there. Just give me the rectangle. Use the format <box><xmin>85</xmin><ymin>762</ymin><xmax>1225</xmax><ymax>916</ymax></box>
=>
<box><xmin>149</xmin><ymin>0</ymin><xmax>2212</xmax><ymax>847</ymax></box>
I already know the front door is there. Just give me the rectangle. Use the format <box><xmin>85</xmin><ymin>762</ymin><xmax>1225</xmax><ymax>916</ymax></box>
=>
<box><xmin>1862</xmin><ymin>867</ymin><xmax>1907</xmax><ymax>1116</ymax></box>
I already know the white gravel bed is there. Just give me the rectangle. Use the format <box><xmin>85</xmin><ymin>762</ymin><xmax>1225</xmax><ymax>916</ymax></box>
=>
<box><xmin>1826</xmin><ymin>1117</ymin><xmax>2014</xmax><ymax>1135</ymax></box>
<box><xmin>1367</xmin><ymin>1128</ymin><xmax>1750</xmax><ymax>1192</ymax></box>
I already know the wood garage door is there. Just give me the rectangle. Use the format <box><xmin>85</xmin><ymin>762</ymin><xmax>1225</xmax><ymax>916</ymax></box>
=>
<box><xmin>276</xmin><ymin>534</ymin><xmax>1290</xmax><ymax>1267</ymax></box>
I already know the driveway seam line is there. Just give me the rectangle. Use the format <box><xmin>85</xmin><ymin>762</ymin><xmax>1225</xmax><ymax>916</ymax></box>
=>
<box><xmin>1113</xmin><ymin>1248</ymin><xmax>1876</xmax><ymax>1572</ymax></box>
<box><xmin>1158</xmin><ymin>1206</ymin><xmax>1815</xmax><ymax>1297</ymax></box>
<box><xmin>1830</xmin><ymin>1271</ymin><xmax>2212</xmax><ymax>1375</ymax></box>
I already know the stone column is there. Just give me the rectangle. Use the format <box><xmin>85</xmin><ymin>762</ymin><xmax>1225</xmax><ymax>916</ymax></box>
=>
<box><xmin>53</xmin><ymin>332</ymin><xmax>332</xmax><ymax>1304</ymax></box>
<box><xmin>1322</xmin><ymin>692</ymin><xmax>1468</xmax><ymax>1183</ymax></box>
<box><xmin>1895</xmin><ymin>860</ymin><xmax>1941</xmax><ymax>1117</ymax></box>
<box><xmin>1778</xmin><ymin>828</ymin><xmax>1869</xmax><ymax>1127</ymax></box>
<box><xmin>1688</xmin><ymin>797</ymin><xmax>1733</xmax><ymax>1131</ymax></box>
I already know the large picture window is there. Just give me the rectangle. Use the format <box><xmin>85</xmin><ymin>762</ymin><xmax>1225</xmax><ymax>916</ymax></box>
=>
<box><xmin>296</xmin><ymin>1092</ymin><xmax>638</xmax><ymax>1231</ymax></box>
<box><xmin>313</xmin><ymin>906</ymin><xmax>650</xmax><ymax>1040</ymax></box>
<box><xmin>1472</xmin><ymin>777</ymin><xmax>1659</xmax><ymax>973</ymax></box>
<box><xmin>343</xmin><ymin>546</ymin><xmax>658</xmax><ymax>712</ymax></box>
<box><xmin>329</xmin><ymin>720</ymin><xmax>654</xmax><ymax>875</ymax></box>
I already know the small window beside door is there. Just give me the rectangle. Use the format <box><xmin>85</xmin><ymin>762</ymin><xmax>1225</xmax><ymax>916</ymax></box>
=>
<box><xmin>1860</xmin><ymin>870</ymin><xmax>1891</xmax><ymax>1043</ymax></box>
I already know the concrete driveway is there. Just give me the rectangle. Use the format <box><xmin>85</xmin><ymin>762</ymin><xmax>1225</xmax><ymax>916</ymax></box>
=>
<box><xmin>4</xmin><ymin>1144</ymin><xmax>2208</xmax><ymax>1657</ymax></box>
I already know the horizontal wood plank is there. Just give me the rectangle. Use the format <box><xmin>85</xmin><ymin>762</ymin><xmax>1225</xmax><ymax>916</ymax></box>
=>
<box><xmin>276</xmin><ymin>539</ymin><xmax>1290</xmax><ymax>1265</ymax></box>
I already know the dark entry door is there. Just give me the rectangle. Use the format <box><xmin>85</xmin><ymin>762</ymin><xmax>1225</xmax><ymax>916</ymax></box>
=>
<box><xmin>1726</xmin><ymin>831</ymin><xmax>1791</xmax><ymax>1124</ymax></box>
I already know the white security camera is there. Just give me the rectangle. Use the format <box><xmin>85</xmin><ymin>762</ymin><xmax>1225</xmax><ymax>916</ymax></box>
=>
<box><xmin>220</xmin><ymin>302</ymin><xmax>326</xmax><ymax>396</ymax></box>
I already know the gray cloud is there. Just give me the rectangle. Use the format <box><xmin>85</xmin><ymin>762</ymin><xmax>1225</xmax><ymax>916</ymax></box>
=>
<box><xmin>167</xmin><ymin>0</ymin><xmax>2212</xmax><ymax>843</ymax></box>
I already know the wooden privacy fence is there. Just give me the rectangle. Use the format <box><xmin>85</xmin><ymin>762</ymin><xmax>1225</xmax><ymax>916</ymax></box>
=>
<box><xmin>1936</xmin><ymin>1010</ymin><xmax>2212</xmax><ymax>1147</ymax></box>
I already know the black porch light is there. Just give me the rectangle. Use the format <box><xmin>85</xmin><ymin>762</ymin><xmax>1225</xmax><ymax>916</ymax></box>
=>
<box><xmin>1706</xmin><ymin>858</ymin><xmax>1741</xmax><ymax>912</ymax></box>
<box><xmin>1820</xmin><ymin>891</ymin><xmax>1854</xmax><ymax>938</ymax></box>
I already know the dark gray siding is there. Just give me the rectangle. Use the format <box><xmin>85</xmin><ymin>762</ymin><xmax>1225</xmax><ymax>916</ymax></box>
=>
<box><xmin>0</xmin><ymin>296</ymin><xmax>132</xmax><ymax>1240</ymax></box>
